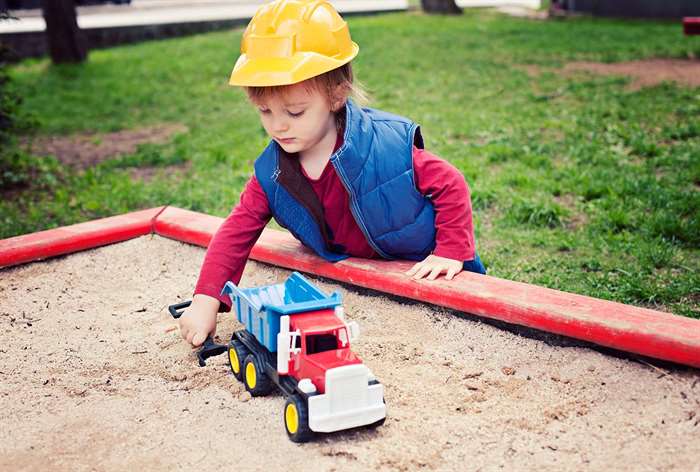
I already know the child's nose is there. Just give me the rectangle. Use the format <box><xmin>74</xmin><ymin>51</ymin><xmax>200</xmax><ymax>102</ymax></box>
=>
<box><xmin>272</xmin><ymin>117</ymin><xmax>289</xmax><ymax>133</ymax></box>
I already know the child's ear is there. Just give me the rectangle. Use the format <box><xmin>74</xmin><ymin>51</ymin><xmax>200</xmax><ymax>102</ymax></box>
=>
<box><xmin>331</xmin><ymin>98</ymin><xmax>346</xmax><ymax>112</ymax></box>
<box><xmin>330</xmin><ymin>85</ymin><xmax>347</xmax><ymax>112</ymax></box>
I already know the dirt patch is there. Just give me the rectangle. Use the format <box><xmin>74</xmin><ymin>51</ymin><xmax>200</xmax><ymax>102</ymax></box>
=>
<box><xmin>1</xmin><ymin>236</ymin><xmax>698</xmax><ymax>470</ymax></box>
<box><xmin>563</xmin><ymin>59</ymin><xmax>700</xmax><ymax>90</ymax></box>
<box><xmin>554</xmin><ymin>193</ymin><xmax>588</xmax><ymax>230</ymax></box>
<box><xmin>516</xmin><ymin>63</ymin><xmax>545</xmax><ymax>78</ymax></box>
<box><xmin>129</xmin><ymin>161</ymin><xmax>192</xmax><ymax>183</ymax></box>
<box><xmin>29</xmin><ymin>123</ymin><xmax>188</xmax><ymax>169</ymax></box>
<box><xmin>516</xmin><ymin>59</ymin><xmax>700</xmax><ymax>90</ymax></box>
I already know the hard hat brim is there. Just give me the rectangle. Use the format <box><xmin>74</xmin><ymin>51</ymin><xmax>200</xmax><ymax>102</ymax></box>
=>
<box><xmin>229</xmin><ymin>42</ymin><xmax>359</xmax><ymax>87</ymax></box>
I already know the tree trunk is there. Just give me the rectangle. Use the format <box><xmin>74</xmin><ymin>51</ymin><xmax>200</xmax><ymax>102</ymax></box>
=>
<box><xmin>421</xmin><ymin>0</ymin><xmax>462</xmax><ymax>14</ymax></box>
<box><xmin>41</xmin><ymin>0</ymin><xmax>87</xmax><ymax>64</ymax></box>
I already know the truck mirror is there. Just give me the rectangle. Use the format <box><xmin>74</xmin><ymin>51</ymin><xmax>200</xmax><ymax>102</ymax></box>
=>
<box><xmin>289</xmin><ymin>331</ymin><xmax>302</xmax><ymax>355</ymax></box>
<box><xmin>347</xmin><ymin>321</ymin><xmax>360</xmax><ymax>342</ymax></box>
<box><xmin>338</xmin><ymin>327</ymin><xmax>349</xmax><ymax>347</ymax></box>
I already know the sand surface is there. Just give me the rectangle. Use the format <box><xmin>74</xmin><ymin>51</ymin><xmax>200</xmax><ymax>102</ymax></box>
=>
<box><xmin>1</xmin><ymin>236</ymin><xmax>698</xmax><ymax>471</ymax></box>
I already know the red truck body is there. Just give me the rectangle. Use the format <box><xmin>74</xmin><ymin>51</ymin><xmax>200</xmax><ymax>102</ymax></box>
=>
<box><xmin>287</xmin><ymin>310</ymin><xmax>363</xmax><ymax>393</ymax></box>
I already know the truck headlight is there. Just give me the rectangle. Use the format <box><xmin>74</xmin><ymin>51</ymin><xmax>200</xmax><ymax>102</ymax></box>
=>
<box><xmin>297</xmin><ymin>378</ymin><xmax>317</xmax><ymax>394</ymax></box>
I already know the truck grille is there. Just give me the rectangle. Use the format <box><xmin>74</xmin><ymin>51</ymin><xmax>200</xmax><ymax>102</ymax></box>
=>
<box><xmin>326</xmin><ymin>364</ymin><xmax>368</xmax><ymax>412</ymax></box>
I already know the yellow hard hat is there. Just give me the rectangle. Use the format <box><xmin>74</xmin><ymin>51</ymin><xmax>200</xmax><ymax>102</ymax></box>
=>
<box><xmin>229</xmin><ymin>0</ymin><xmax>359</xmax><ymax>87</ymax></box>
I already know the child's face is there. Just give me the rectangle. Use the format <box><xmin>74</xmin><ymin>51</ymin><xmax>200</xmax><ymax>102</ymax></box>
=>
<box><xmin>255</xmin><ymin>82</ymin><xmax>337</xmax><ymax>156</ymax></box>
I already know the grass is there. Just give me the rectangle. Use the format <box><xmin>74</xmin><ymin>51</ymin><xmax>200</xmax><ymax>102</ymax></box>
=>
<box><xmin>3</xmin><ymin>10</ymin><xmax>699</xmax><ymax>318</ymax></box>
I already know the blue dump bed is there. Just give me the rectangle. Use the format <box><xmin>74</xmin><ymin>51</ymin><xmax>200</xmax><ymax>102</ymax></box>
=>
<box><xmin>222</xmin><ymin>272</ymin><xmax>342</xmax><ymax>352</ymax></box>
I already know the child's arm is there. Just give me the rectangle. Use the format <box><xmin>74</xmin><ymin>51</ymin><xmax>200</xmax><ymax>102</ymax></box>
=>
<box><xmin>405</xmin><ymin>146</ymin><xmax>475</xmax><ymax>281</ymax></box>
<box><xmin>179</xmin><ymin>175</ymin><xmax>271</xmax><ymax>346</ymax></box>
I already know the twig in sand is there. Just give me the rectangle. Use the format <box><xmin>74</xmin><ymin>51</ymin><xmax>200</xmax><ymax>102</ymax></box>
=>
<box><xmin>639</xmin><ymin>359</ymin><xmax>670</xmax><ymax>378</ymax></box>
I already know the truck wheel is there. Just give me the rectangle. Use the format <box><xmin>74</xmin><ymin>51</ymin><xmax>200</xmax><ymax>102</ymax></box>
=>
<box><xmin>228</xmin><ymin>339</ymin><xmax>249</xmax><ymax>382</ymax></box>
<box><xmin>243</xmin><ymin>354</ymin><xmax>274</xmax><ymax>396</ymax></box>
<box><xmin>283</xmin><ymin>395</ymin><xmax>313</xmax><ymax>443</ymax></box>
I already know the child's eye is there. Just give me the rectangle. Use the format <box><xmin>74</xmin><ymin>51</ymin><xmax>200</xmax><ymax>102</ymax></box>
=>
<box><xmin>287</xmin><ymin>110</ymin><xmax>305</xmax><ymax>118</ymax></box>
<box><xmin>258</xmin><ymin>108</ymin><xmax>271</xmax><ymax>114</ymax></box>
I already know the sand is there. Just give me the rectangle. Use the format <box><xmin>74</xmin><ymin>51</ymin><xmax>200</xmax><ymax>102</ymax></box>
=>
<box><xmin>1</xmin><ymin>236</ymin><xmax>698</xmax><ymax>471</ymax></box>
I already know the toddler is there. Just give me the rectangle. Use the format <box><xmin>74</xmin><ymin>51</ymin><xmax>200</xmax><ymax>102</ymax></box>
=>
<box><xmin>180</xmin><ymin>0</ymin><xmax>485</xmax><ymax>346</ymax></box>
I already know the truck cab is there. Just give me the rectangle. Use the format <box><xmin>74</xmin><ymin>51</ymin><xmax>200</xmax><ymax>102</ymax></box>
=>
<box><xmin>285</xmin><ymin>309</ymin><xmax>362</xmax><ymax>393</ymax></box>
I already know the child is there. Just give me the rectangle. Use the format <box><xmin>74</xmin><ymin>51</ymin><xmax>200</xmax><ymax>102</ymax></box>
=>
<box><xmin>179</xmin><ymin>0</ymin><xmax>485</xmax><ymax>347</ymax></box>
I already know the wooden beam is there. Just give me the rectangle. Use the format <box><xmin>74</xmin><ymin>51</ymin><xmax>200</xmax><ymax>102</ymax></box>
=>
<box><xmin>153</xmin><ymin>207</ymin><xmax>700</xmax><ymax>369</ymax></box>
<box><xmin>2</xmin><ymin>206</ymin><xmax>698</xmax><ymax>368</ymax></box>
<box><xmin>0</xmin><ymin>207</ymin><xmax>164</xmax><ymax>268</ymax></box>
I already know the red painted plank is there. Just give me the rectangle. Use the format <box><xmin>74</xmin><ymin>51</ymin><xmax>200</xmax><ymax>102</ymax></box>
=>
<box><xmin>3</xmin><ymin>206</ymin><xmax>697</xmax><ymax>367</ymax></box>
<box><xmin>683</xmin><ymin>17</ymin><xmax>700</xmax><ymax>35</ymax></box>
<box><xmin>0</xmin><ymin>207</ymin><xmax>164</xmax><ymax>268</ymax></box>
<box><xmin>152</xmin><ymin>206</ymin><xmax>220</xmax><ymax>248</ymax></box>
<box><xmin>154</xmin><ymin>207</ymin><xmax>700</xmax><ymax>368</ymax></box>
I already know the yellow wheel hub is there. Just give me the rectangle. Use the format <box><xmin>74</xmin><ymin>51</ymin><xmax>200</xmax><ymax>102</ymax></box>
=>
<box><xmin>229</xmin><ymin>348</ymin><xmax>239</xmax><ymax>374</ymax></box>
<box><xmin>246</xmin><ymin>361</ymin><xmax>257</xmax><ymax>389</ymax></box>
<box><xmin>285</xmin><ymin>403</ymin><xmax>299</xmax><ymax>434</ymax></box>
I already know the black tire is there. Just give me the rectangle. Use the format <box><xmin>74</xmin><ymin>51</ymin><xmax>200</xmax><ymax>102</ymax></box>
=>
<box><xmin>228</xmin><ymin>339</ymin><xmax>249</xmax><ymax>382</ymax></box>
<box><xmin>243</xmin><ymin>354</ymin><xmax>274</xmax><ymax>397</ymax></box>
<box><xmin>283</xmin><ymin>395</ymin><xmax>313</xmax><ymax>443</ymax></box>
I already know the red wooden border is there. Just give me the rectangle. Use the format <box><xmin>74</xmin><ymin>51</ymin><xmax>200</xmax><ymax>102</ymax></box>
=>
<box><xmin>683</xmin><ymin>17</ymin><xmax>700</xmax><ymax>35</ymax></box>
<box><xmin>155</xmin><ymin>207</ymin><xmax>700</xmax><ymax>369</ymax></box>
<box><xmin>1</xmin><ymin>206</ymin><xmax>699</xmax><ymax>368</ymax></box>
<box><xmin>0</xmin><ymin>207</ymin><xmax>165</xmax><ymax>268</ymax></box>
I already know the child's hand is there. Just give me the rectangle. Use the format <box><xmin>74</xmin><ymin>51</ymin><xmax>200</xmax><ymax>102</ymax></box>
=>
<box><xmin>178</xmin><ymin>294</ymin><xmax>219</xmax><ymax>347</ymax></box>
<box><xmin>406</xmin><ymin>255</ymin><xmax>463</xmax><ymax>281</ymax></box>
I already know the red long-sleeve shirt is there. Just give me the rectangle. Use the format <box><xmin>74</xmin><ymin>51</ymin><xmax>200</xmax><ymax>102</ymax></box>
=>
<box><xmin>195</xmin><ymin>145</ymin><xmax>475</xmax><ymax>311</ymax></box>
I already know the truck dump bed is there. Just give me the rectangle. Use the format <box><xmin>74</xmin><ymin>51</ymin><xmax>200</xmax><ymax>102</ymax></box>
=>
<box><xmin>222</xmin><ymin>272</ymin><xmax>342</xmax><ymax>352</ymax></box>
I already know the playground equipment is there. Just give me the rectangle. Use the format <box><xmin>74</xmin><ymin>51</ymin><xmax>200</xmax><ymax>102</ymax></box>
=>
<box><xmin>683</xmin><ymin>17</ymin><xmax>700</xmax><ymax>35</ymax></box>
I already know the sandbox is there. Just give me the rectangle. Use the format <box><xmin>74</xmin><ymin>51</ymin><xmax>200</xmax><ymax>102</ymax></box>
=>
<box><xmin>1</xmin><ymin>232</ymin><xmax>699</xmax><ymax>471</ymax></box>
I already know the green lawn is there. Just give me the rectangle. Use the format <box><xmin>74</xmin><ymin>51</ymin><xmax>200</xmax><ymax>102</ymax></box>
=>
<box><xmin>3</xmin><ymin>10</ymin><xmax>699</xmax><ymax>317</ymax></box>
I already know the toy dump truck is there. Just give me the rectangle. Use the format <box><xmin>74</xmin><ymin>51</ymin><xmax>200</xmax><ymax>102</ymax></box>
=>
<box><xmin>222</xmin><ymin>272</ymin><xmax>386</xmax><ymax>442</ymax></box>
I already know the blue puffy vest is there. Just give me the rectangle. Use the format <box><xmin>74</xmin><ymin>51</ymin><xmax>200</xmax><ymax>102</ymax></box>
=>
<box><xmin>254</xmin><ymin>100</ymin><xmax>438</xmax><ymax>262</ymax></box>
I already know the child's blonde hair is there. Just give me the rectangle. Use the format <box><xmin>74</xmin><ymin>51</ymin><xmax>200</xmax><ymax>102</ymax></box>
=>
<box><xmin>244</xmin><ymin>63</ymin><xmax>368</xmax><ymax>130</ymax></box>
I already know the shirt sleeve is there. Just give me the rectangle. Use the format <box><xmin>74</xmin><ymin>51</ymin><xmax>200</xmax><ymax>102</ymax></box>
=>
<box><xmin>412</xmin><ymin>146</ymin><xmax>476</xmax><ymax>261</ymax></box>
<box><xmin>194</xmin><ymin>175</ymin><xmax>272</xmax><ymax>311</ymax></box>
